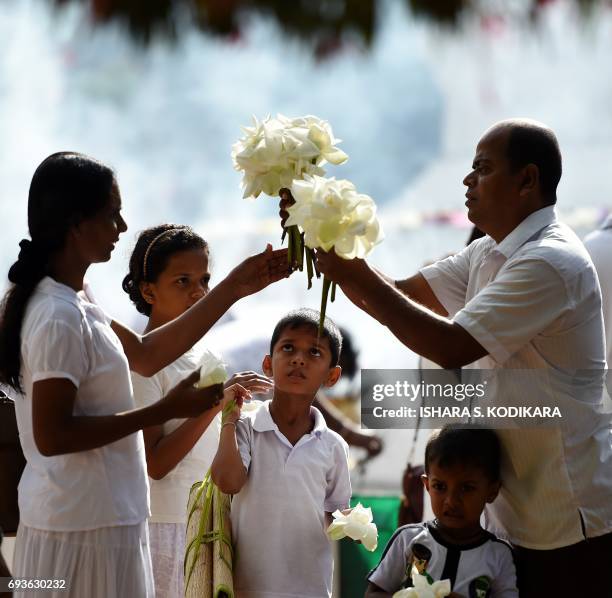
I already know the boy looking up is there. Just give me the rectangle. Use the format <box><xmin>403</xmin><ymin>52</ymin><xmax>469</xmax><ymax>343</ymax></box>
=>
<box><xmin>211</xmin><ymin>308</ymin><xmax>351</xmax><ymax>598</ymax></box>
<box><xmin>366</xmin><ymin>426</ymin><xmax>518</xmax><ymax>597</ymax></box>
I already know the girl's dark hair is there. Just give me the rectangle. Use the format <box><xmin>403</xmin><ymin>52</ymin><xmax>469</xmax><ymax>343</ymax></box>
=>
<box><xmin>0</xmin><ymin>152</ymin><xmax>116</xmax><ymax>393</ymax></box>
<box><xmin>122</xmin><ymin>224</ymin><xmax>209</xmax><ymax>316</ymax></box>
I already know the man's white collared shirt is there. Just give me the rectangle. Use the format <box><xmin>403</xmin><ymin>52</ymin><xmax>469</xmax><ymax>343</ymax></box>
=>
<box><xmin>421</xmin><ymin>206</ymin><xmax>612</xmax><ymax>549</ymax></box>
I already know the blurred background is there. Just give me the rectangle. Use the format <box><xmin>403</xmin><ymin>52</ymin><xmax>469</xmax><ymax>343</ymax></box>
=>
<box><xmin>2</xmin><ymin>0</ymin><xmax>612</xmax><ymax>591</ymax></box>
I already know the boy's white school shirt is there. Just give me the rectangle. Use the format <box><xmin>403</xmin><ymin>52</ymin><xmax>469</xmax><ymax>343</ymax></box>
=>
<box><xmin>232</xmin><ymin>400</ymin><xmax>352</xmax><ymax>598</ymax></box>
<box><xmin>15</xmin><ymin>276</ymin><xmax>149</xmax><ymax>531</ymax></box>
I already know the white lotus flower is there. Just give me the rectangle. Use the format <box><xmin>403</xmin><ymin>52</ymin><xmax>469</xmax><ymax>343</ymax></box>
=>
<box><xmin>231</xmin><ymin>114</ymin><xmax>347</xmax><ymax>200</ymax></box>
<box><xmin>195</xmin><ymin>350</ymin><xmax>228</xmax><ymax>389</ymax></box>
<box><xmin>327</xmin><ymin>503</ymin><xmax>378</xmax><ymax>552</ymax></box>
<box><xmin>241</xmin><ymin>399</ymin><xmax>264</xmax><ymax>412</ymax></box>
<box><xmin>392</xmin><ymin>566</ymin><xmax>452</xmax><ymax>598</ymax></box>
<box><xmin>285</xmin><ymin>174</ymin><xmax>384</xmax><ymax>259</ymax></box>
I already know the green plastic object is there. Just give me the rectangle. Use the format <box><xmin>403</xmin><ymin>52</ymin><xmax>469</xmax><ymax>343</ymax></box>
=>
<box><xmin>339</xmin><ymin>494</ymin><xmax>401</xmax><ymax>598</ymax></box>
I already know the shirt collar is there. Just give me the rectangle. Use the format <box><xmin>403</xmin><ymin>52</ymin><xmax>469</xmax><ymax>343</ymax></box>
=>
<box><xmin>37</xmin><ymin>276</ymin><xmax>82</xmax><ymax>308</ymax></box>
<box><xmin>253</xmin><ymin>399</ymin><xmax>327</xmax><ymax>437</ymax></box>
<box><xmin>494</xmin><ymin>205</ymin><xmax>557</xmax><ymax>259</ymax></box>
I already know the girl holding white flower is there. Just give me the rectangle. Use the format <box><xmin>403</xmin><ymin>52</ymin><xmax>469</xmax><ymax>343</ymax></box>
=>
<box><xmin>123</xmin><ymin>224</ymin><xmax>274</xmax><ymax>598</ymax></box>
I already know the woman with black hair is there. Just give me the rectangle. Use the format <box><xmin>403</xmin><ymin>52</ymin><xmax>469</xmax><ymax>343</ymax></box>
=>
<box><xmin>0</xmin><ymin>152</ymin><xmax>289</xmax><ymax>597</ymax></box>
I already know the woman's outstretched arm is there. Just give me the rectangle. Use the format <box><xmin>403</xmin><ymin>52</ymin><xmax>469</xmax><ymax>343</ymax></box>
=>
<box><xmin>32</xmin><ymin>373</ymin><xmax>223</xmax><ymax>456</ymax></box>
<box><xmin>113</xmin><ymin>245</ymin><xmax>290</xmax><ymax>376</ymax></box>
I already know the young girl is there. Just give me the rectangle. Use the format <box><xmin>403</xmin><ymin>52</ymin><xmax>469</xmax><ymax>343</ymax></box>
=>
<box><xmin>123</xmin><ymin>224</ymin><xmax>273</xmax><ymax>597</ymax></box>
<box><xmin>0</xmin><ymin>152</ymin><xmax>288</xmax><ymax>597</ymax></box>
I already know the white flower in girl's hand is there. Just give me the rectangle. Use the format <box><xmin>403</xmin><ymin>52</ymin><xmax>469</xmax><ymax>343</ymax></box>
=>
<box><xmin>327</xmin><ymin>503</ymin><xmax>378</xmax><ymax>552</ymax></box>
<box><xmin>195</xmin><ymin>350</ymin><xmax>228</xmax><ymax>389</ymax></box>
<box><xmin>392</xmin><ymin>566</ymin><xmax>452</xmax><ymax>598</ymax></box>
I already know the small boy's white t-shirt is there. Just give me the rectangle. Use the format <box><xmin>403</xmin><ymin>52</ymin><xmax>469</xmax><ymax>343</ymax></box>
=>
<box><xmin>15</xmin><ymin>277</ymin><xmax>149</xmax><ymax>531</ymax></box>
<box><xmin>368</xmin><ymin>522</ymin><xmax>518</xmax><ymax>597</ymax></box>
<box><xmin>131</xmin><ymin>340</ymin><xmax>221</xmax><ymax>523</ymax></box>
<box><xmin>231</xmin><ymin>401</ymin><xmax>351</xmax><ymax>598</ymax></box>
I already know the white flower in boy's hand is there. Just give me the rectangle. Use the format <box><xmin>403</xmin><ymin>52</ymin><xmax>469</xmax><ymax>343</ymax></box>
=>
<box><xmin>327</xmin><ymin>503</ymin><xmax>378</xmax><ymax>552</ymax></box>
<box><xmin>195</xmin><ymin>350</ymin><xmax>228</xmax><ymax>389</ymax></box>
<box><xmin>392</xmin><ymin>566</ymin><xmax>452</xmax><ymax>598</ymax></box>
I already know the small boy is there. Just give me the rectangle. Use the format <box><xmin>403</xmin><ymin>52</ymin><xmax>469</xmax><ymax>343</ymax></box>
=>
<box><xmin>366</xmin><ymin>426</ymin><xmax>518</xmax><ymax>598</ymax></box>
<box><xmin>211</xmin><ymin>308</ymin><xmax>351</xmax><ymax>598</ymax></box>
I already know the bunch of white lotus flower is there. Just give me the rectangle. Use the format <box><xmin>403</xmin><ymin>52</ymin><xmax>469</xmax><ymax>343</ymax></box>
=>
<box><xmin>232</xmin><ymin>114</ymin><xmax>348</xmax><ymax>200</ymax></box>
<box><xmin>285</xmin><ymin>174</ymin><xmax>384</xmax><ymax>330</ymax></box>
<box><xmin>195</xmin><ymin>350</ymin><xmax>228</xmax><ymax>389</ymax></box>
<box><xmin>392</xmin><ymin>566</ymin><xmax>451</xmax><ymax>598</ymax></box>
<box><xmin>286</xmin><ymin>174</ymin><xmax>383</xmax><ymax>259</ymax></box>
<box><xmin>327</xmin><ymin>503</ymin><xmax>378</xmax><ymax>552</ymax></box>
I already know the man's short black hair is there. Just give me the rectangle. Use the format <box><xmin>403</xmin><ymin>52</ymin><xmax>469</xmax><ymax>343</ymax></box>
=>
<box><xmin>425</xmin><ymin>425</ymin><xmax>501</xmax><ymax>482</ymax></box>
<box><xmin>505</xmin><ymin>122</ymin><xmax>562</xmax><ymax>205</ymax></box>
<box><xmin>269</xmin><ymin>308</ymin><xmax>342</xmax><ymax>367</ymax></box>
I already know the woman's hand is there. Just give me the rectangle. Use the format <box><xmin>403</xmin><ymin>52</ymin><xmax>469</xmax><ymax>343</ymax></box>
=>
<box><xmin>224</xmin><ymin>371</ymin><xmax>273</xmax><ymax>396</ymax></box>
<box><xmin>226</xmin><ymin>244</ymin><xmax>291</xmax><ymax>299</ymax></box>
<box><xmin>163</xmin><ymin>371</ymin><xmax>223</xmax><ymax>419</ymax></box>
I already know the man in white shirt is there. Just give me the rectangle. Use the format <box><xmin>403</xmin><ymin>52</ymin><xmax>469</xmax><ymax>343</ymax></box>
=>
<box><xmin>584</xmin><ymin>214</ymin><xmax>612</xmax><ymax>396</ymax></box>
<box><xmin>303</xmin><ymin>119</ymin><xmax>612</xmax><ymax>596</ymax></box>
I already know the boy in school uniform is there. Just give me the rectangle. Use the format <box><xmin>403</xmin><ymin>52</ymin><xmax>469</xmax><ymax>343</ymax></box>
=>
<box><xmin>366</xmin><ymin>426</ymin><xmax>518</xmax><ymax>598</ymax></box>
<box><xmin>211</xmin><ymin>308</ymin><xmax>351</xmax><ymax>598</ymax></box>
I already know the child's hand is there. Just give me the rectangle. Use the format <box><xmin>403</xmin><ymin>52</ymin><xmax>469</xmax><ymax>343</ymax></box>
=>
<box><xmin>224</xmin><ymin>371</ymin><xmax>273</xmax><ymax>396</ymax></box>
<box><xmin>221</xmin><ymin>383</ymin><xmax>249</xmax><ymax>424</ymax></box>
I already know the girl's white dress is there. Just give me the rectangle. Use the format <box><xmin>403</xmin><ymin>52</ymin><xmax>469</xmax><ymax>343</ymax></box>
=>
<box><xmin>131</xmin><ymin>340</ymin><xmax>221</xmax><ymax>598</ymax></box>
<box><xmin>13</xmin><ymin>277</ymin><xmax>152</xmax><ymax>597</ymax></box>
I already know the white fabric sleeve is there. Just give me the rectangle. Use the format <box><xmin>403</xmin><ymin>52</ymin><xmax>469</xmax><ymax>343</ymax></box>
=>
<box><xmin>490</xmin><ymin>543</ymin><xmax>519</xmax><ymax>597</ymax></box>
<box><xmin>28</xmin><ymin>318</ymin><xmax>88</xmax><ymax>388</ymax></box>
<box><xmin>420</xmin><ymin>244</ymin><xmax>474</xmax><ymax>317</ymax></box>
<box><xmin>324</xmin><ymin>438</ymin><xmax>352</xmax><ymax>512</ymax></box>
<box><xmin>131</xmin><ymin>371</ymin><xmax>164</xmax><ymax>408</ymax></box>
<box><xmin>234</xmin><ymin>416</ymin><xmax>252</xmax><ymax>471</ymax></box>
<box><xmin>453</xmin><ymin>257</ymin><xmax>570</xmax><ymax>364</ymax></box>
<box><xmin>367</xmin><ymin>527</ymin><xmax>414</xmax><ymax>592</ymax></box>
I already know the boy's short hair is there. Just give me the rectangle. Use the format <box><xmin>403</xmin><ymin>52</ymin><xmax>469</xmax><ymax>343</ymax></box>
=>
<box><xmin>269</xmin><ymin>308</ymin><xmax>342</xmax><ymax>367</ymax></box>
<box><xmin>424</xmin><ymin>425</ymin><xmax>501</xmax><ymax>482</ymax></box>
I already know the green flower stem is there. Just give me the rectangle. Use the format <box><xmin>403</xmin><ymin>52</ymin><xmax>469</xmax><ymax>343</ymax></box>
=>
<box><xmin>291</xmin><ymin>226</ymin><xmax>303</xmax><ymax>270</ymax></box>
<box><xmin>330</xmin><ymin>281</ymin><xmax>337</xmax><ymax>303</ymax></box>
<box><xmin>185</xmin><ymin>471</ymin><xmax>235</xmax><ymax>596</ymax></box>
<box><xmin>287</xmin><ymin>228</ymin><xmax>293</xmax><ymax>265</ymax></box>
<box><xmin>319</xmin><ymin>277</ymin><xmax>332</xmax><ymax>336</ymax></box>
<box><xmin>185</xmin><ymin>472</ymin><xmax>214</xmax><ymax>590</ymax></box>
<box><xmin>305</xmin><ymin>247</ymin><xmax>314</xmax><ymax>289</ymax></box>
<box><xmin>184</xmin><ymin>395</ymin><xmax>236</xmax><ymax>592</ymax></box>
<box><xmin>221</xmin><ymin>399</ymin><xmax>237</xmax><ymax>423</ymax></box>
